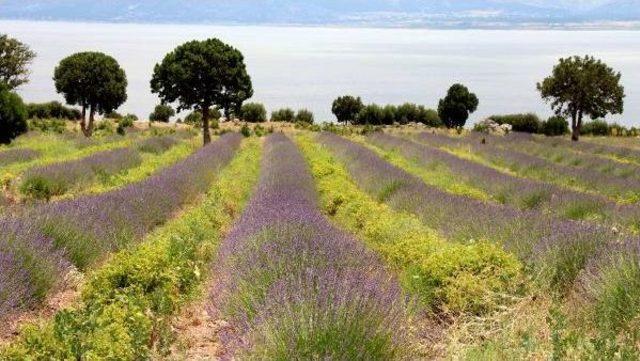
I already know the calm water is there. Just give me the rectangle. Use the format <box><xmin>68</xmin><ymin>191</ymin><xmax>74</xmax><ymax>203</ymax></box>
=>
<box><xmin>2</xmin><ymin>20</ymin><xmax>639</xmax><ymax>124</ymax></box>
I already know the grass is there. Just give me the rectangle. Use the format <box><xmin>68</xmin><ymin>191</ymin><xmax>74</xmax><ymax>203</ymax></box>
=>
<box><xmin>1</xmin><ymin>138</ymin><xmax>262</xmax><ymax>359</ymax></box>
<box><xmin>296</xmin><ymin>133</ymin><xmax>525</xmax><ymax>316</ymax></box>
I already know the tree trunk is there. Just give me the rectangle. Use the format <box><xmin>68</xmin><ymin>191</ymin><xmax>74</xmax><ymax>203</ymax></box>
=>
<box><xmin>80</xmin><ymin>106</ymin><xmax>87</xmax><ymax>135</ymax></box>
<box><xmin>83</xmin><ymin>106</ymin><xmax>95</xmax><ymax>138</ymax></box>
<box><xmin>202</xmin><ymin>106</ymin><xmax>211</xmax><ymax>145</ymax></box>
<box><xmin>571</xmin><ymin>110</ymin><xmax>583</xmax><ymax>142</ymax></box>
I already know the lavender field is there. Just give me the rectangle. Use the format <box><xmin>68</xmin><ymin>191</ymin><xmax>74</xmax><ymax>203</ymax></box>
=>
<box><xmin>1</xmin><ymin>125</ymin><xmax>640</xmax><ymax>360</ymax></box>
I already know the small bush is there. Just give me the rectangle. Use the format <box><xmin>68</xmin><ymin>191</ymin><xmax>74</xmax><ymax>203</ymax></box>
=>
<box><xmin>240</xmin><ymin>124</ymin><xmax>251</xmax><ymax>137</ymax></box>
<box><xmin>491</xmin><ymin>113</ymin><xmax>541</xmax><ymax>133</ymax></box>
<box><xmin>295</xmin><ymin>109</ymin><xmax>314</xmax><ymax>124</ymax></box>
<box><xmin>541</xmin><ymin>116</ymin><xmax>569</xmax><ymax>136</ymax></box>
<box><xmin>26</xmin><ymin>101</ymin><xmax>81</xmax><ymax>120</ymax></box>
<box><xmin>271</xmin><ymin>108</ymin><xmax>295</xmax><ymax>122</ymax></box>
<box><xmin>149</xmin><ymin>104</ymin><xmax>175</xmax><ymax>123</ymax></box>
<box><xmin>241</xmin><ymin>103</ymin><xmax>267</xmax><ymax>123</ymax></box>
<box><xmin>28</xmin><ymin>118</ymin><xmax>67</xmax><ymax>134</ymax></box>
<box><xmin>104</xmin><ymin>111</ymin><xmax>122</xmax><ymax>119</ymax></box>
<box><xmin>356</xmin><ymin>104</ymin><xmax>384</xmax><ymax>125</ymax></box>
<box><xmin>581</xmin><ymin>119</ymin><xmax>609</xmax><ymax>136</ymax></box>
<box><xmin>0</xmin><ymin>87</ymin><xmax>28</xmax><ymax>144</ymax></box>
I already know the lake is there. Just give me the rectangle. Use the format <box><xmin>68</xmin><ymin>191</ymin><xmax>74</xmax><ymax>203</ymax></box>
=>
<box><xmin>2</xmin><ymin>20</ymin><xmax>639</xmax><ymax>125</ymax></box>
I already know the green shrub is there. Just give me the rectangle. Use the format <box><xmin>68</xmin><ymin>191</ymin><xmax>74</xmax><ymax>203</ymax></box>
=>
<box><xmin>356</xmin><ymin>104</ymin><xmax>384</xmax><ymax>125</ymax></box>
<box><xmin>271</xmin><ymin>108</ymin><xmax>295</xmax><ymax>122</ymax></box>
<box><xmin>0</xmin><ymin>86</ymin><xmax>28</xmax><ymax>144</ymax></box>
<box><xmin>184</xmin><ymin>111</ymin><xmax>202</xmax><ymax>125</ymax></box>
<box><xmin>240</xmin><ymin>124</ymin><xmax>251</xmax><ymax>137</ymax></box>
<box><xmin>20</xmin><ymin>176</ymin><xmax>60</xmax><ymax>201</ymax></box>
<box><xmin>26</xmin><ymin>101</ymin><xmax>81</xmax><ymax>120</ymax></box>
<box><xmin>491</xmin><ymin>113</ymin><xmax>541</xmax><ymax>133</ymax></box>
<box><xmin>241</xmin><ymin>102</ymin><xmax>267</xmax><ymax>123</ymax></box>
<box><xmin>416</xmin><ymin>106</ymin><xmax>442</xmax><ymax>127</ymax></box>
<box><xmin>295</xmin><ymin>109</ymin><xmax>314</xmax><ymax>124</ymax></box>
<box><xmin>540</xmin><ymin>116</ymin><xmax>569</xmax><ymax>136</ymax></box>
<box><xmin>28</xmin><ymin>118</ymin><xmax>67</xmax><ymax>134</ymax></box>
<box><xmin>581</xmin><ymin>119</ymin><xmax>609</xmax><ymax>136</ymax></box>
<box><xmin>104</xmin><ymin>111</ymin><xmax>122</xmax><ymax>119</ymax></box>
<box><xmin>149</xmin><ymin>104</ymin><xmax>175</xmax><ymax>123</ymax></box>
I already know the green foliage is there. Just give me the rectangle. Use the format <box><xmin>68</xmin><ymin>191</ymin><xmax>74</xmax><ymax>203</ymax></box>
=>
<box><xmin>26</xmin><ymin>101</ymin><xmax>81</xmax><ymax>120</ymax></box>
<box><xmin>29</xmin><ymin>118</ymin><xmax>67</xmax><ymax>134</ymax></box>
<box><xmin>53</xmin><ymin>52</ymin><xmax>128</xmax><ymax>137</ymax></box>
<box><xmin>240</xmin><ymin>124</ymin><xmax>251</xmax><ymax>137</ymax></box>
<box><xmin>491</xmin><ymin>113</ymin><xmax>541</xmax><ymax>133</ymax></box>
<box><xmin>20</xmin><ymin>176</ymin><xmax>59</xmax><ymax>201</ymax></box>
<box><xmin>149</xmin><ymin>104</ymin><xmax>175</xmax><ymax>123</ymax></box>
<box><xmin>538</xmin><ymin>55</ymin><xmax>625</xmax><ymax>141</ymax></box>
<box><xmin>184</xmin><ymin>110</ymin><xmax>202</xmax><ymax>125</ymax></box>
<box><xmin>541</xmin><ymin>116</ymin><xmax>569</xmax><ymax>136</ymax></box>
<box><xmin>241</xmin><ymin>102</ymin><xmax>267</xmax><ymax>123</ymax></box>
<box><xmin>0</xmin><ymin>33</ymin><xmax>36</xmax><ymax>89</ymax></box>
<box><xmin>2</xmin><ymin>140</ymin><xmax>262</xmax><ymax>360</ymax></box>
<box><xmin>580</xmin><ymin>119</ymin><xmax>609</xmax><ymax>136</ymax></box>
<box><xmin>150</xmin><ymin>38</ymin><xmax>253</xmax><ymax>144</ymax></box>
<box><xmin>270</xmin><ymin>107</ymin><xmax>295</xmax><ymax>122</ymax></box>
<box><xmin>297</xmin><ymin>134</ymin><xmax>525</xmax><ymax>316</ymax></box>
<box><xmin>295</xmin><ymin>109</ymin><xmax>314</xmax><ymax>124</ymax></box>
<box><xmin>0</xmin><ymin>85</ymin><xmax>28</xmax><ymax>144</ymax></box>
<box><xmin>356</xmin><ymin>104</ymin><xmax>384</xmax><ymax>125</ymax></box>
<box><xmin>438</xmin><ymin>83</ymin><xmax>479</xmax><ymax>128</ymax></box>
<box><xmin>332</xmin><ymin>95</ymin><xmax>363</xmax><ymax>124</ymax></box>
<box><xmin>104</xmin><ymin>111</ymin><xmax>122</xmax><ymax>119</ymax></box>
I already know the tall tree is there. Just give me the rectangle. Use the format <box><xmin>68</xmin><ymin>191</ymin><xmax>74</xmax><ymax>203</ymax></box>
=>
<box><xmin>0</xmin><ymin>34</ymin><xmax>36</xmax><ymax>89</ymax></box>
<box><xmin>0</xmin><ymin>84</ymin><xmax>28</xmax><ymax>144</ymax></box>
<box><xmin>332</xmin><ymin>95</ymin><xmax>363</xmax><ymax>124</ymax></box>
<box><xmin>151</xmin><ymin>39</ymin><xmax>253</xmax><ymax>145</ymax></box>
<box><xmin>438</xmin><ymin>84</ymin><xmax>479</xmax><ymax>128</ymax></box>
<box><xmin>537</xmin><ymin>55</ymin><xmax>625</xmax><ymax>141</ymax></box>
<box><xmin>53</xmin><ymin>52</ymin><xmax>127</xmax><ymax>137</ymax></box>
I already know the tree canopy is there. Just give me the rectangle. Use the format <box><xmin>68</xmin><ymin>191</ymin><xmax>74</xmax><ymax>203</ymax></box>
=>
<box><xmin>0</xmin><ymin>84</ymin><xmax>28</xmax><ymax>144</ymax></box>
<box><xmin>53</xmin><ymin>52</ymin><xmax>127</xmax><ymax>137</ymax></box>
<box><xmin>537</xmin><ymin>55</ymin><xmax>625</xmax><ymax>141</ymax></box>
<box><xmin>149</xmin><ymin>104</ymin><xmax>175</xmax><ymax>123</ymax></box>
<box><xmin>151</xmin><ymin>38</ymin><xmax>253</xmax><ymax>144</ymax></box>
<box><xmin>332</xmin><ymin>95</ymin><xmax>363</xmax><ymax>124</ymax></box>
<box><xmin>0</xmin><ymin>34</ymin><xmax>36</xmax><ymax>90</ymax></box>
<box><xmin>438</xmin><ymin>84</ymin><xmax>479</xmax><ymax>128</ymax></box>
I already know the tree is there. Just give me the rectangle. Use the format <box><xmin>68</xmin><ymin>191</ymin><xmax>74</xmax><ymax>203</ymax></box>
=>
<box><xmin>149</xmin><ymin>104</ymin><xmax>175</xmax><ymax>123</ymax></box>
<box><xmin>295</xmin><ymin>109</ymin><xmax>314</xmax><ymax>124</ymax></box>
<box><xmin>0</xmin><ymin>84</ymin><xmax>28</xmax><ymax>144</ymax></box>
<box><xmin>540</xmin><ymin>116</ymin><xmax>569</xmax><ymax>136</ymax></box>
<box><xmin>332</xmin><ymin>95</ymin><xmax>363</xmax><ymax>124</ymax></box>
<box><xmin>271</xmin><ymin>108</ymin><xmax>295</xmax><ymax>122</ymax></box>
<box><xmin>53</xmin><ymin>52</ymin><xmax>127</xmax><ymax>137</ymax></box>
<box><xmin>355</xmin><ymin>104</ymin><xmax>384</xmax><ymax>125</ymax></box>
<box><xmin>241</xmin><ymin>102</ymin><xmax>267</xmax><ymax>123</ymax></box>
<box><xmin>151</xmin><ymin>39</ymin><xmax>253</xmax><ymax>145</ymax></box>
<box><xmin>438</xmin><ymin>84</ymin><xmax>479</xmax><ymax>129</ymax></box>
<box><xmin>0</xmin><ymin>34</ymin><xmax>36</xmax><ymax>89</ymax></box>
<box><xmin>537</xmin><ymin>55</ymin><xmax>624</xmax><ymax>141</ymax></box>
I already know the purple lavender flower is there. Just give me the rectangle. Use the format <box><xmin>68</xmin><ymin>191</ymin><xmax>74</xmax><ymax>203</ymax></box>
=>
<box><xmin>0</xmin><ymin>148</ymin><xmax>40</xmax><ymax>167</ymax></box>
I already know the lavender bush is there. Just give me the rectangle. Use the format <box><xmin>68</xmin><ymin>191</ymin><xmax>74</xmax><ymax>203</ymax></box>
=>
<box><xmin>210</xmin><ymin>134</ymin><xmax>409</xmax><ymax>360</ymax></box>
<box><xmin>369</xmin><ymin>133</ymin><xmax>640</xmax><ymax>230</ymax></box>
<box><xmin>0</xmin><ymin>148</ymin><xmax>40</xmax><ymax>167</ymax></box>
<box><xmin>137</xmin><ymin>135</ymin><xmax>179</xmax><ymax>154</ymax></box>
<box><xmin>319</xmin><ymin>132</ymin><xmax>634</xmax><ymax>293</ymax></box>
<box><xmin>414</xmin><ymin>132</ymin><xmax>640</xmax><ymax>202</ymax></box>
<box><xmin>0</xmin><ymin>133</ymin><xmax>242</xmax><ymax>318</ymax></box>
<box><xmin>21</xmin><ymin>147</ymin><xmax>143</xmax><ymax>199</ymax></box>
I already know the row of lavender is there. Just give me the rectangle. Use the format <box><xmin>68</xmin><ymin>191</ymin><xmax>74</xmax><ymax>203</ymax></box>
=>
<box><xmin>0</xmin><ymin>149</ymin><xmax>40</xmax><ymax>168</ymax></box>
<box><xmin>209</xmin><ymin>134</ymin><xmax>410</xmax><ymax>359</ymax></box>
<box><xmin>368</xmin><ymin>133</ymin><xmax>640</xmax><ymax>230</ymax></box>
<box><xmin>319</xmin><ymin>133</ymin><xmax>638</xmax><ymax>306</ymax></box>
<box><xmin>479</xmin><ymin>132</ymin><xmax>640</xmax><ymax>185</ymax></box>
<box><xmin>0</xmin><ymin>133</ymin><xmax>242</xmax><ymax>319</ymax></box>
<box><xmin>19</xmin><ymin>135</ymin><xmax>180</xmax><ymax>200</ymax></box>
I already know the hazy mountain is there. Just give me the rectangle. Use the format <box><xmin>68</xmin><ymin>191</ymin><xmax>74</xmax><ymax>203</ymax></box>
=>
<box><xmin>0</xmin><ymin>0</ymin><xmax>638</xmax><ymax>28</ymax></box>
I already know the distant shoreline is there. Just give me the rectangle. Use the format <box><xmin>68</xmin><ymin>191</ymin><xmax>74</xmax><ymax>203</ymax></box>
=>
<box><xmin>1</xmin><ymin>18</ymin><xmax>640</xmax><ymax>31</ymax></box>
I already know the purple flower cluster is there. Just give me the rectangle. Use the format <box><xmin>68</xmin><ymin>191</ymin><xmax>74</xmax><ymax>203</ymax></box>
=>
<box><xmin>415</xmin><ymin>132</ymin><xmax>640</xmax><ymax>201</ymax></box>
<box><xmin>0</xmin><ymin>133</ymin><xmax>242</xmax><ymax>318</ymax></box>
<box><xmin>0</xmin><ymin>148</ymin><xmax>40</xmax><ymax>167</ymax></box>
<box><xmin>368</xmin><ymin>133</ymin><xmax>640</xmax><ymax>228</ymax></box>
<box><xmin>22</xmin><ymin>147</ymin><xmax>143</xmax><ymax>197</ymax></box>
<box><xmin>319</xmin><ymin>132</ymin><xmax>636</xmax><ymax>292</ymax></box>
<box><xmin>137</xmin><ymin>135</ymin><xmax>180</xmax><ymax>154</ymax></box>
<box><xmin>210</xmin><ymin>134</ymin><xmax>408</xmax><ymax>359</ymax></box>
